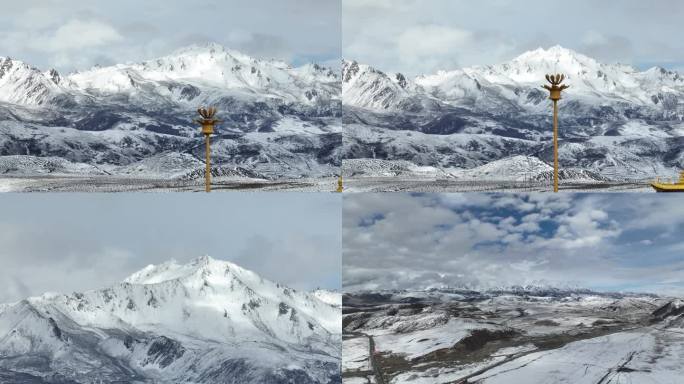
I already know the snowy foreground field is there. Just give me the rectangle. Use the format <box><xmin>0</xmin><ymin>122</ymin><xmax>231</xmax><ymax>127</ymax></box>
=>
<box><xmin>342</xmin><ymin>289</ymin><xmax>684</xmax><ymax>384</ymax></box>
<box><xmin>344</xmin><ymin>177</ymin><xmax>651</xmax><ymax>193</ymax></box>
<box><xmin>0</xmin><ymin>176</ymin><xmax>338</xmax><ymax>192</ymax></box>
<box><xmin>342</xmin><ymin>157</ymin><xmax>655</xmax><ymax>193</ymax></box>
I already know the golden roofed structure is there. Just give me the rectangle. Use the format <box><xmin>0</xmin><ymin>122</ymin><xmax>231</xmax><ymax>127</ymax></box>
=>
<box><xmin>651</xmin><ymin>171</ymin><xmax>684</xmax><ymax>192</ymax></box>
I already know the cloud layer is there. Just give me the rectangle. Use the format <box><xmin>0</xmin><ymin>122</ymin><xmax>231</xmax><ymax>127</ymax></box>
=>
<box><xmin>343</xmin><ymin>193</ymin><xmax>684</xmax><ymax>296</ymax></box>
<box><xmin>343</xmin><ymin>0</ymin><xmax>684</xmax><ymax>75</ymax></box>
<box><xmin>0</xmin><ymin>194</ymin><xmax>341</xmax><ymax>304</ymax></box>
<box><xmin>0</xmin><ymin>0</ymin><xmax>340</xmax><ymax>72</ymax></box>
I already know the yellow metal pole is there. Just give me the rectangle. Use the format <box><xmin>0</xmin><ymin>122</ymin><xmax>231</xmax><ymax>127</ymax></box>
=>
<box><xmin>205</xmin><ymin>133</ymin><xmax>211</xmax><ymax>193</ymax></box>
<box><xmin>553</xmin><ymin>99</ymin><xmax>559</xmax><ymax>193</ymax></box>
<box><xmin>337</xmin><ymin>175</ymin><xmax>343</xmax><ymax>192</ymax></box>
<box><xmin>542</xmin><ymin>74</ymin><xmax>568</xmax><ymax>193</ymax></box>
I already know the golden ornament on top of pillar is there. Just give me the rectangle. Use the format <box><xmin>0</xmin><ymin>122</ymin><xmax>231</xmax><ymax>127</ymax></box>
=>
<box><xmin>542</xmin><ymin>74</ymin><xmax>569</xmax><ymax>193</ymax></box>
<box><xmin>194</xmin><ymin>106</ymin><xmax>220</xmax><ymax>192</ymax></box>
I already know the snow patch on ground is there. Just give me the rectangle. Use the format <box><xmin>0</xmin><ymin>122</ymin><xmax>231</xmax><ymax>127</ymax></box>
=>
<box><xmin>343</xmin><ymin>337</ymin><xmax>369</xmax><ymax>371</ymax></box>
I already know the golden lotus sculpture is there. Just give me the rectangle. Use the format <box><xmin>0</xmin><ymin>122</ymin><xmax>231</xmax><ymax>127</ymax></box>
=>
<box><xmin>194</xmin><ymin>107</ymin><xmax>221</xmax><ymax>192</ymax></box>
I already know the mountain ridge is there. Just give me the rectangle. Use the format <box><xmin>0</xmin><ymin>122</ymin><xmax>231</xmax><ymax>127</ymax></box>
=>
<box><xmin>0</xmin><ymin>256</ymin><xmax>341</xmax><ymax>383</ymax></box>
<box><xmin>344</xmin><ymin>45</ymin><xmax>684</xmax><ymax>113</ymax></box>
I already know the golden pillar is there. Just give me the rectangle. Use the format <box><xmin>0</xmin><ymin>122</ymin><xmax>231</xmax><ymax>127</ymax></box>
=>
<box><xmin>195</xmin><ymin>107</ymin><xmax>220</xmax><ymax>192</ymax></box>
<box><xmin>337</xmin><ymin>175</ymin><xmax>344</xmax><ymax>193</ymax></box>
<box><xmin>542</xmin><ymin>74</ymin><xmax>569</xmax><ymax>193</ymax></box>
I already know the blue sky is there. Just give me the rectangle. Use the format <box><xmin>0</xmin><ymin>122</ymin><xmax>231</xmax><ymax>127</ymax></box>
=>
<box><xmin>343</xmin><ymin>193</ymin><xmax>684</xmax><ymax>296</ymax></box>
<box><xmin>0</xmin><ymin>0</ymin><xmax>340</xmax><ymax>72</ymax></box>
<box><xmin>344</xmin><ymin>0</ymin><xmax>684</xmax><ymax>75</ymax></box>
<box><xmin>0</xmin><ymin>193</ymin><xmax>341</xmax><ymax>304</ymax></box>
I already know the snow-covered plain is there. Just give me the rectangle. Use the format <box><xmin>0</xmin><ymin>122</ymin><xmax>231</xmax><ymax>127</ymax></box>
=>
<box><xmin>0</xmin><ymin>174</ymin><xmax>340</xmax><ymax>192</ymax></box>
<box><xmin>0</xmin><ymin>256</ymin><xmax>342</xmax><ymax>383</ymax></box>
<box><xmin>342</xmin><ymin>288</ymin><xmax>683</xmax><ymax>384</ymax></box>
<box><xmin>342</xmin><ymin>153</ymin><xmax>652</xmax><ymax>193</ymax></box>
<box><xmin>343</xmin><ymin>336</ymin><xmax>370</xmax><ymax>371</ymax></box>
<box><xmin>469</xmin><ymin>328</ymin><xmax>684</xmax><ymax>384</ymax></box>
<box><xmin>369</xmin><ymin>317</ymin><xmax>497</xmax><ymax>361</ymax></box>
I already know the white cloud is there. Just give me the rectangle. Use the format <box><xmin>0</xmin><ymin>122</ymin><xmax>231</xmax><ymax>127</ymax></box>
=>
<box><xmin>42</xmin><ymin>19</ymin><xmax>123</xmax><ymax>52</ymax></box>
<box><xmin>398</xmin><ymin>25</ymin><xmax>472</xmax><ymax>59</ymax></box>
<box><xmin>344</xmin><ymin>193</ymin><xmax>684</xmax><ymax>295</ymax></box>
<box><xmin>0</xmin><ymin>194</ymin><xmax>341</xmax><ymax>304</ymax></box>
<box><xmin>343</xmin><ymin>0</ymin><xmax>684</xmax><ymax>75</ymax></box>
<box><xmin>343</xmin><ymin>0</ymin><xmax>406</xmax><ymax>9</ymax></box>
<box><xmin>0</xmin><ymin>0</ymin><xmax>340</xmax><ymax>72</ymax></box>
<box><xmin>582</xmin><ymin>30</ymin><xmax>608</xmax><ymax>46</ymax></box>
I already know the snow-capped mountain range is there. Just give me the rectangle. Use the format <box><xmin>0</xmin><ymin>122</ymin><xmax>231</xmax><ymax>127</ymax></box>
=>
<box><xmin>343</xmin><ymin>285</ymin><xmax>662</xmax><ymax>301</ymax></box>
<box><xmin>0</xmin><ymin>256</ymin><xmax>341</xmax><ymax>383</ymax></box>
<box><xmin>1</xmin><ymin>43</ymin><xmax>338</xmax><ymax>106</ymax></box>
<box><xmin>0</xmin><ymin>43</ymin><xmax>341</xmax><ymax>180</ymax></box>
<box><xmin>343</xmin><ymin>46</ymin><xmax>684</xmax><ymax>181</ymax></box>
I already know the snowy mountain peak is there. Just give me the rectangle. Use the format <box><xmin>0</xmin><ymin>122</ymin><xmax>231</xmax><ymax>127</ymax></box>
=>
<box><xmin>0</xmin><ymin>56</ymin><xmax>65</xmax><ymax>105</ymax></box>
<box><xmin>59</xmin><ymin>42</ymin><xmax>339</xmax><ymax>104</ymax></box>
<box><xmin>0</xmin><ymin>257</ymin><xmax>342</xmax><ymax>382</ymax></box>
<box><xmin>509</xmin><ymin>45</ymin><xmax>601</xmax><ymax>73</ymax></box>
<box><xmin>122</xmin><ymin>255</ymin><xmax>249</xmax><ymax>285</ymax></box>
<box><xmin>118</xmin><ymin>256</ymin><xmax>341</xmax><ymax>319</ymax></box>
<box><xmin>169</xmin><ymin>42</ymin><xmax>255</xmax><ymax>62</ymax></box>
<box><xmin>26</xmin><ymin>257</ymin><xmax>342</xmax><ymax>343</ymax></box>
<box><xmin>162</xmin><ymin>42</ymin><xmax>266</xmax><ymax>68</ymax></box>
<box><xmin>342</xmin><ymin>59</ymin><xmax>421</xmax><ymax>110</ymax></box>
<box><xmin>171</xmin><ymin>41</ymin><xmax>228</xmax><ymax>55</ymax></box>
<box><xmin>45</xmin><ymin>68</ymin><xmax>61</xmax><ymax>84</ymax></box>
<box><xmin>312</xmin><ymin>289</ymin><xmax>342</xmax><ymax>307</ymax></box>
<box><xmin>341</xmin><ymin>59</ymin><xmax>364</xmax><ymax>83</ymax></box>
<box><xmin>480</xmin><ymin>45</ymin><xmax>618</xmax><ymax>86</ymax></box>
<box><xmin>514</xmin><ymin>45</ymin><xmax>593</xmax><ymax>63</ymax></box>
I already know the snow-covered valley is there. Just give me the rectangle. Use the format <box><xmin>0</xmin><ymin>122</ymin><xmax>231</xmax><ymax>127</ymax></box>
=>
<box><xmin>0</xmin><ymin>43</ymin><xmax>341</xmax><ymax>191</ymax></box>
<box><xmin>342</xmin><ymin>288</ymin><xmax>684</xmax><ymax>383</ymax></box>
<box><xmin>0</xmin><ymin>256</ymin><xmax>342</xmax><ymax>383</ymax></box>
<box><xmin>342</xmin><ymin>46</ymin><xmax>684</xmax><ymax>191</ymax></box>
